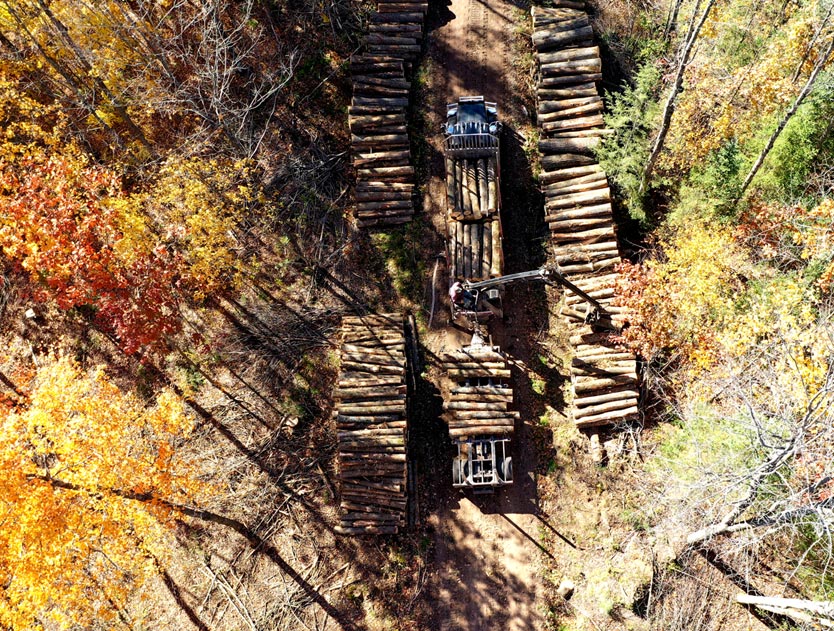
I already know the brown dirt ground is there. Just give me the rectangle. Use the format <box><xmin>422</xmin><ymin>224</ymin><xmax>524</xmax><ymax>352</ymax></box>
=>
<box><xmin>411</xmin><ymin>0</ymin><xmax>551</xmax><ymax>628</ymax></box>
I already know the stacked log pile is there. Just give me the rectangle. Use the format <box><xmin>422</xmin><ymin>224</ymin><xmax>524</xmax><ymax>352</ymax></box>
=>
<box><xmin>441</xmin><ymin>346</ymin><xmax>518</xmax><ymax>440</ymax></box>
<box><xmin>532</xmin><ymin>2</ymin><xmax>640</xmax><ymax>428</ymax></box>
<box><xmin>348</xmin><ymin>0</ymin><xmax>428</xmax><ymax>228</ymax></box>
<box><xmin>334</xmin><ymin>313</ymin><xmax>408</xmax><ymax>535</ymax></box>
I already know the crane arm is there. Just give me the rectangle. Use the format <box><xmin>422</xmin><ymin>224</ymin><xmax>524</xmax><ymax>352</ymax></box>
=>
<box><xmin>461</xmin><ymin>266</ymin><xmax>604</xmax><ymax>319</ymax></box>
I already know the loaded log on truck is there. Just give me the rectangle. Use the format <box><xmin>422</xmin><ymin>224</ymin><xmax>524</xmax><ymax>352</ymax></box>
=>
<box><xmin>443</xmin><ymin>266</ymin><xmax>613</xmax><ymax>490</ymax></box>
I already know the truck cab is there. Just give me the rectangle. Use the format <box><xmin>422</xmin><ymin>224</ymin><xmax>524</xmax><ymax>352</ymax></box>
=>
<box><xmin>445</xmin><ymin>96</ymin><xmax>500</xmax><ymax>136</ymax></box>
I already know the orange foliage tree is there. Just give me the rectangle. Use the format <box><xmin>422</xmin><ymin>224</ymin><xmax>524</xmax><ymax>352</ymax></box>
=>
<box><xmin>0</xmin><ymin>354</ymin><xmax>208</xmax><ymax>629</ymax></box>
<box><xmin>0</xmin><ymin>152</ymin><xmax>182</xmax><ymax>355</ymax></box>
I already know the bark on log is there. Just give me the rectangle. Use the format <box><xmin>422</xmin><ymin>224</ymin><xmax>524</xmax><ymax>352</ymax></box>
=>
<box><xmin>369</xmin><ymin>11</ymin><xmax>424</xmax><ymax>21</ymax></box>
<box><xmin>452</xmin><ymin>410</ymin><xmax>519</xmax><ymax>420</ymax></box>
<box><xmin>539</xmin><ymin>101</ymin><xmax>604</xmax><ymax>124</ymax></box>
<box><xmin>542</xmin><ymin>153</ymin><xmax>596</xmax><ymax>169</ymax></box>
<box><xmin>538</xmin><ymin>96</ymin><xmax>601</xmax><ymax>115</ymax></box>
<box><xmin>352</xmin><ymin>96</ymin><xmax>408</xmax><ymax>107</ymax></box>
<box><xmin>574</xmin><ymin>388</ymin><xmax>639</xmax><ymax>407</ymax></box>
<box><xmin>573</xmin><ymin>353</ymin><xmax>633</xmax><ymax>366</ymax></box>
<box><xmin>445</xmin><ymin>400</ymin><xmax>509</xmax><ymax>410</ymax></box>
<box><xmin>573</xmin><ymin>376</ymin><xmax>635</xmax><ymax>393</ymax></box>
<box><xmin>533</xmin><ymin>25</ymin><xmax>595</xmax><ymax>52</ymax></box>
<box><xmin>456</xmin><ymin>159</ymin><xmax>467</xmax><ymax>216</ymax></box>
<box><xmin>477</xmin><ymin>158</ymin><xmax>489</xmax><ymax>214</ymax></box>
<box><xmin>574</xmin><ymin>406</ymin><xmax>639</xmax><ymax>427</ymax></box>
<box><xmin>368</xmin><ymin>22</ymin><xmax>424</xmax><ymax>32</ymax></box>
<box><xmin>449</xmin><ymin>393</ymin><xmax>513</xmax><ymax>403</ymax></box>
<box><xmin>544</xmin><ymin>175</ymin><xmax>608</xmax><ymax>196</ymax></box>
<box><xmin>545</xmin><ymin>187</ymin><xmax>611</xmax><ymax>210</ymax></box>
<box><xmin>548</xmin><ymin>218</ymin><xmax>613</xmax><ymax>233</ymax></box>
<box><xmin>491</xmin><ymin>219</ymin><xmax>502</xmax><ymax>277</ymax></box>
<box><xmin>352</xmin><ymin>133</ymin><xmax>410</xmax><ymax>147</ymax></box>
<box><xmin>574</xmin><ymin>398</ymin><xmax>638</xmax><ymax>419</ymax></box>
<box><xmin>355</xmin><ymin>190</ymin><xmax>413</xmax><ymax>202</ymax></box>
<box><xmin>533</xmin><ymin>17</ymin><xmax>590</xmax><ymax>39</ymax></box>
<box><xmin>538</xmin><ymin>45</ymin><xmax>599</xmax><ymax>65</ymax></box>
<box><xmin>539</xmin><ymin>73</ymin><xmax>603</xmax><ymax>88</ymax></box>
<box><xmin>341</xmin><ymin>351</ymin><xmax>406</xmax><ymax>366</ymax></box>
<box><xmin>483</xmin><ymin>218</ymin><xmax>493</xmax><ymax>272</ymax></box>
<box><xmin>542</xmin><ymin>114</ymin><xmax>604</xmax><ymax>133</ymax></box>
<box><xmin>475</xmin><ymin>222</ymin><xmax>485</xmax><ymax>278</ymax></box>
<box><xmin>571</xmin><ymin>364</ymin><xmax>637</xmax><ymax>377</ymax></box>
<box><xmin>334</xmin><ymin>386</ymin><xmax>407</xmax><ymax>399</ymax></box>
<box><xmin>354</xmin><ymin>73</ymin><xmax>411</xmax><ymax>87</ymax></box>
<box><xmin>487</xmin><ymin>157</ymin><xmax>498</xmax><ymax>213</ymax></box>
<box><xmin>337</xmin><ymin>375</ymin><xmax>403</xmax><ymax>387</ymax></box>
<box><xmin>461</xmin><ymin>219</ymin><xmax>472</xmax><ymax>278</ymax></box>
<box><xmin>545</xmin><ymin>203</ymin><xmax>612</xmax><ymax>222</ymax></box>
<box><xmin>467</xmin><ymin>160</ymin><xmax>481</xmax><ymax>219</ymax></box>
<box><xmin>540</xmin><ymin>135</ymin><xmax>602</xmax><ymax>157</ymax></box>
<box><xmin>550</xmin><ymin>227</ymin><xmax>615</xmax><ymax>243</ymax></box>
<box><xmin>538</xmin><ymin>86</ymin><xmax>598</xmax><ymax>100</ymax></box>
<box><xmin>541</xmin><ymin>60</ymin><xmax>602</xmax><ymax>77</ymax></box>
<box><xmin>357</xmin><ymin>165</ymin><xmax>414</xmax><ymax>178</ymax></box>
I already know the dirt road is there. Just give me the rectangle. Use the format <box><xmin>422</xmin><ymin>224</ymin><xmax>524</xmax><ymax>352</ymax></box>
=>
<box><xmin>413</xmin><ymin>0</ymin><xmax>550</xmax><ymax>628</ymax></box>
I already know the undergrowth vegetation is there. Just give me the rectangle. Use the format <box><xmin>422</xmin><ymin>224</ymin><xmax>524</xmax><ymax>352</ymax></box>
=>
<box><xmin>591</xmin><ymin>0</ymin><xmax>834</xmax><ymax>624</ymax></box>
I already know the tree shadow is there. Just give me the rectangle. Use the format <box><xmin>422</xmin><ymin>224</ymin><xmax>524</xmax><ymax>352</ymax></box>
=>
<box><xmin>696</xmin><ymin>547</ymin><xmax>796</xmax><ymax>630</ymax></box>
<box><xmin>426</xmin><ymin>0</ymin><xmax>456</xmax><ymax>34</ymax></box>
<box><xmin>419</xmin><ymin>507</ymin><xmax>545</xmax><ymax>630</ymax></box>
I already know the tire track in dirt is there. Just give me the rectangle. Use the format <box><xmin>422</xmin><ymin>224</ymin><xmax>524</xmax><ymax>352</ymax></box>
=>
<box><xmin>415</xmin><ymin>0</ymin><xmax>548</xmax><ymax>628</ymax></box>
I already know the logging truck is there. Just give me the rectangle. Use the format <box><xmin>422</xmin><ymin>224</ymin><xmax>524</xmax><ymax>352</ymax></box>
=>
<box><xmin>444</xmin><ymin>96</ymin><xmax>505</xmax><ymax>318</ymax></box>
<box><xmin>442</xmin><ymin>97</ymin><xmax>516</xmax><ymax>490</ymax></box>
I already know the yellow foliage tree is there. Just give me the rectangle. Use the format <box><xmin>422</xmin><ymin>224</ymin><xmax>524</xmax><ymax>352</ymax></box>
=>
<box><xmin>617</xmin><ymin>217</ymin><xmax>748</xmax><ymax>370</ymax></box>
<box><xmin>0</xmin><ymin>355</ymin><xmax>208</xmax><ymax>630</ymax></box>
<box><xmin>141</xmin><ymin>156</ymin><xmax>260</xmax><ymax>300</ymax></box>
<box><xmin>661</xmin><ymin>0</ymin><xmax>826</xmax><ymax>173</ymax></box>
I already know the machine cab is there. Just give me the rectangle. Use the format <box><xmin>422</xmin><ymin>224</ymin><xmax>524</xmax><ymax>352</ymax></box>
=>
<box><xmin>445</xmin><ymin>96</ymin><xmax>500</xmax><ymax>136</ymax></box>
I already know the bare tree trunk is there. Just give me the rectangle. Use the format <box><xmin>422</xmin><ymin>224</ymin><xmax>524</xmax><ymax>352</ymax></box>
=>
<box><xmin>791</xmin><ymin>2</ymin><xmax>834</xmax><ymax>83</ymax></box>
<box><xmin>686</xmin><ymin>434</ymin><xmax>799</xmax><ymax>545</ymax></box>
<box><xmin>738</xmin><ymin>34</ymin><xmax>834</xmax><ymax>198</ymax></box>
<box><xmin>663</xmin><ymin>0</ymin><xmax>685</xmax><ymax>41</ymax></box>
<box><xmin>640</xmin><ymin>0</ymin><xmax>718</xmax><ymax>195</ymax></box>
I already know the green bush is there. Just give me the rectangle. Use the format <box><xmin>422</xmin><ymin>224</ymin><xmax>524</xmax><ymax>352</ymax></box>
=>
<box><xmin>686</xmin><ymin>139</ymin><xmax>744</xmax><ymax>217</ymax></box>
<box><xmin>755</xmin><ymin>73</ymin><xmax>834</xmax><ymax>204</ymax></box>
<box><xmin>597</xmin><ymin>63</ymin><xmax>662</xmax><ymax>225</ymax></box>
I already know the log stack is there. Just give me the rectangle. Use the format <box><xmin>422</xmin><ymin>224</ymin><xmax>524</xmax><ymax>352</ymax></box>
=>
<box><xmin>441</xmin><ymin>345</ymin><xmax>518</xmax><ymax>440</ymax></box>
<box><xmin>448</xmin><ymin>216</ymin><xmax>503</xmax><ymax>280</ymax></box>
<box><xmin>445</xmin><ymin>153</ymin><xmax>503</xmax><ymax>280</ymax></box>
<box><xmin>349</xmin><ymin>0</ymin><xmax>428</xmax><ymax>228</ymax></box>
<box><xmin>532</xmin><ymin>2</ymin><xmax>640</xmax><ymax>428</ymax></box>
<box><xmin>334</xmin><ymin>313</ymin><xmax>409</xmax><ymax>535</ymax></box>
